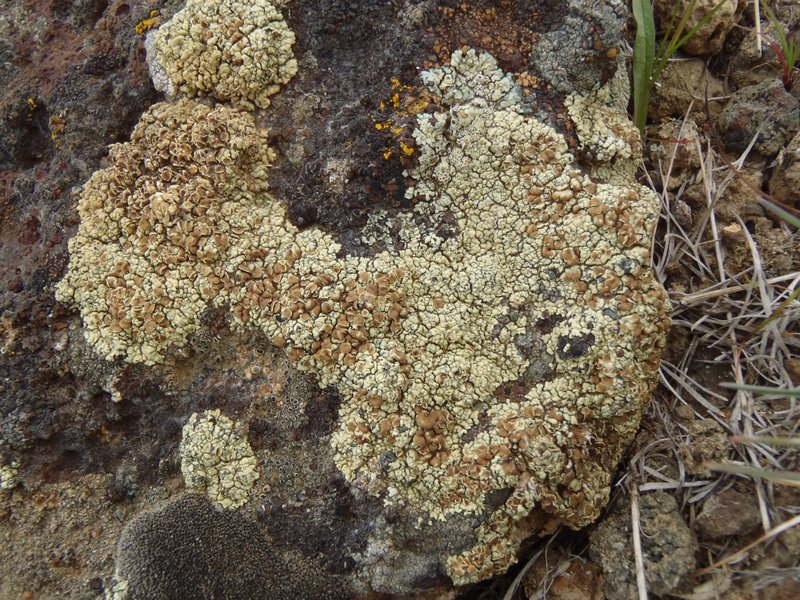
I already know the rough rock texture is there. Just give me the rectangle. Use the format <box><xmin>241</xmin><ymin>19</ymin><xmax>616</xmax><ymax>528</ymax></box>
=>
<box><xmin>114</xmin><ymin>493</ymin><xmax>346</xmax><ymax>599</ymax></box>
<box><xmin>589</xmin><ymin>492</ymin><xmax>698</xmax><ymax>600</ymax></box>
<box><xmin>770</xmin><ymin>130</ymin><xmax>800</xmax><ymax>206</ymax></box>
<box><xmin>529</xmin><ymin>0</ymin><xmax>626</xmax><ymax>94</ymax></box>
<box><xmin>654</xmin><ymin>0</ymin><xmax>746</xmax><ymax>56</ymax></box>
<box><xmin>696</xmin><ymin>488</ymin><xmax>761</xmax><ymax>541</ymax></box>
<box><xmin>0</xmin><ymin>475</ymin><xmax>132</xmax><ymax>599</ymax></box>
<box><xmin>1</xmin><ymin>0</ymin><xmax>673</xmax><ymax>597</ymax></box>
<box><xmin>648</xmin><ymin>119</ymin><xmax>703</xmax><ymax>191</ymax></box>
<box><xmin>717</xmin><ymin>78</ymin><xmax>800</xmax><ymax>157</ymax></box>
<box><xmin>58</xmin><ymin>41</ymin><xmax>670</xmax><ymax>587</ymax></box>
<box><xmin>730</xmin><ymin>1</ymin><xmax>800</xmax><ymax>88</ymax></box>
<box><xmin>523</xmin><ymin>554</ymin><xmax>603</xmax><ymax>600</ymax></box>
<box><xmin>647</xmin><ymin>59</ymin><xmax>725</xmax><ymax>123</ymax></box>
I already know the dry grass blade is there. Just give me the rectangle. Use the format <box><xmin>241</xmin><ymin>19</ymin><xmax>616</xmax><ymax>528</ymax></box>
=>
<box><xmin>500</xmin><ymin>532</ymin><xmax>562</xmax><ymax>600</ymax></box>
<box><xmin>630</xmin><ymin>485</ymin><xmax>649</xmax><ymax>600</ymax></box>
<box><xmin>720</xmin><ymin>382</ymin><xmax>800</xmax><ymax>398</ymax></box>
<box><xmin>640</xmin><ymin>93</ymin><xmax>800</xmax><ymax>585</ymax></box>
<box><xmin>731</xmin><ymin>435</ymin><xmax>800</xmax><ymax>448</ymax></box>
<box><xmin>696</xmin><ymin>514</ymin><xmax>800</xmax><ymax>574</ymax></box>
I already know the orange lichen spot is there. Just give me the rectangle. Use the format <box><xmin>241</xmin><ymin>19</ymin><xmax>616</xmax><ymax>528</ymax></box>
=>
<box><xmin>49</xmin><ymin>114</ymin><xmax>65</xmax><ymax>149</ymax></box>
<box><xmin>135</xmin><ymin>9</ymin><xmax>161</xmax><ymax>36</ymax></box>
<box><xmin>373</xmin><ymin>79</ymin><xmax>427</xmax><ymax>162</ymax></box>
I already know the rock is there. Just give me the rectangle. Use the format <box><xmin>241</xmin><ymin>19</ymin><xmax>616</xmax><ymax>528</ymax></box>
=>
<box><xmin>697</xmin><ymin>488</ymin><xmax>761</xmax><ymax>541</ymax></box>
<box><xmin>731</xmin><ymin>0</ymin><xmax>800</xmax><ymax>90</ymax></box>
<box><xmin>717</xmin><ymin>78</ymin><xmax>800</xmax><ymax>157</ymax></box>
<box><xmin>654</xmin><ymin>0</ymin><xmax>746</xmax><ymax>56</ymax></box>
<box><xmin>589</xmin><ymin>491</ymin><xmax>698</xmax><ymax>599</ymax></box>
<box><xmin>58</xmin><ymin>39</ymin><xmax>671</xmax><ymax>590</ymax></box>
<box><xmin>648</xmin><ymin>118</ymin><xmax>703</xmax><ymax>191</ymax></box>
<box><xmin>648</xmin><ymin>58</ymin><xmax>726</xmax><ymax>122</ymax></box>
<box><xmin>523</xmin><ymin>554</ymin><xmax>603</xmax><ymax>600</ymax></box>
<box><xmin>770</xmin><ymin>130</ymin><xmax>800</xmax><ymax>206</ymax></box>
<box><xmin>529</xmin><ymin>0</ymin><xmax>627</xmax><ymax>94</ymax></box>
<box><xmin>730</xmin><ymin>25</ymin><xmax>790</xmax><ymax>89</ymax></box>
<box><xmin>0</xmin><ymin>475</ymin><xmax>129</xmax><ymax>599</ymax></box>
<box><xmin>678</xmin><ymin>415</ymin><xmax>733</xmax><ymax>476</ymax></box>
<box><xmin>0</xmin><ymin>0</ymin><xmax>674</xmax><ymax>597</ymax></box>
<box><xmin>713</xmin><ymin>166</ymin><xmax>766</xmax><ymax>223</ymax></box>
<box><xmin>114</xmin><ymin>493</ymin><xmax>346</xmax><ymax>600</ymax></box>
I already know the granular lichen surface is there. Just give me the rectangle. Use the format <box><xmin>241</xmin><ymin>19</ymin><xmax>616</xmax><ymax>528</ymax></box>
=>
<box><xmin>145</xmin><ymin>0</ymin><xmax>297</xmax><ymax>109</ymax></box>
<box><xmin>57</xmin><ymin>44</ymin><xmax>670</xmax><ymax>584</ymax></box>
<box><xmin>180</xmin><ymin>409</ymin><xmax>259</xmax><ymax>509</ymax></box>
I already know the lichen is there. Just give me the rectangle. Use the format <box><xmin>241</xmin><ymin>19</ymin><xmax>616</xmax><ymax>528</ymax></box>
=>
<box><xmin>55</xmin><ymin>99</ymin><xmax>280</xmax><ymax>365</ymax></box>
<box><xmin>180</xmin><ymin>410</ymin><xmax>259</xmax><ymax>509</ymax></box>
<box><xmin>565</xmin><ymin>65</ymin><xmax>641</xmax><ymax>183</ymax></box>
<box><xmin>58</xmin><ymin>43</ymin><xmax>670</xmax><ymax>584</ymax></box>
<box><xmin>0</xmin><ymin>460</ymin><xmax>20</xmax><ymax>491</ymax></box>
<box><xmin>145</xmin><ymin>0</ymin><xmax>297</xmax><ymax>109</ymax></box>
<box><xmin>420</xmin><ymin>48</ymin><xmax>521</xmax><ymax>109</ymax></box>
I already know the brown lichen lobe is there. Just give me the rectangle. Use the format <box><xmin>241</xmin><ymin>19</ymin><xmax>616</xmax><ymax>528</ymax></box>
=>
<box><xmin>57</xmin><ymin>46</ymin><xmax>670</xmax><ymax>585</ymax></box>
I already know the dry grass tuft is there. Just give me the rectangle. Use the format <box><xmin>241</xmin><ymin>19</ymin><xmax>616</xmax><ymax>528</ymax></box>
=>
<box><xmin>630</xmin><ymin>114</ymin><xmax>800</xmax><ymax>595</ymax></box>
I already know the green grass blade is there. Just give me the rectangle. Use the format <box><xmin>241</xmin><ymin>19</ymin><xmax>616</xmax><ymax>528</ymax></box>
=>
<box><xmin>731</xmin><ymin>435</ymin><xmax>800</xmax><ymax>449</ymax></box>
<box><xmin>706</xmin><ymin>462</ymin><xmax>800</xmax><ymax>486</ymax></box>
<box><xmin>759</xmin><ymin>198</ymin><xmax>800</xmax><ymax>228</ymax></box>
<box><xmin>761</xmin><ymin>0</ymin><xmax>789</xmax><ymax>52</ymax></box>
<box><xmin>653</xmin><ymin>1</ymin><xmax>727</xmax><ymax>83</ymax></box>
<box><xmin>720</xmin><ymin>382</ymin><xmax>800</xmax><ymax>398</ymax></box>
<box><xmin>632</xmin><ymin>0</ymin><xmax>656</xmax><ymax>136</ymax></box>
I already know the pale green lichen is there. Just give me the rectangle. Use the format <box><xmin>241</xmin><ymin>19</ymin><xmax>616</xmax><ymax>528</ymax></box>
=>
<box><xmin>180</xmin><ymin>409</ymin><xmax>259</xmax><ymax>509</ymax></box>
<box><xmin>565</xmin><ymin>65</ymin><xmax>642</xmax><ymax>183</ymax></box>
<box><xmin>59</xmin><ymin>41</ymin><xmax>669</xmax><ymax>584</ymax></box>
<box><xmin>420</xmin><ymin>48</ymin><xmax>521</xmax><ymax>109</ymax></box>
<box><xmin>104</xmin><ymin>577</ymin><xmax>129</xmax><ymax>600</ymax></box>
<box><xmin>145</xmin><ymin>0</ymin><xmax>297</xmax><ymax>109</ymax></box>
<box><xmin>0</xmin><ymin>460</ymin><xmax>20</xmax><ymax>491</ymax></box>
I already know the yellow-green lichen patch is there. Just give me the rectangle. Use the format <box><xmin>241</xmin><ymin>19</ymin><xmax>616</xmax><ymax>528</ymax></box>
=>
<box><xmin>565</xmin><ymin>66</ymin><xmax>642</xmax><ymax>183</ymax></box>
<box><xmin>55</xmin><ymin>99</ymin><xmax>279</xmax><ymax>365</ymax></box>
<box><xmin>180</xmin><ymin>409</ymin><xmax>259</xmax><ymax>509</ymax></box>
<box><xmin>0</xmin><ymin>460</ymin><xmax>20</xmax><ymax>491</ymax></box>
<box><xmin>145</xmin><ymin>0</ymin><xmax>297</xmax><ymax>109</ymax></box>
<box><xmin>58</xmin><ymin>47</ymin><xmax>670</xmax><ymax>586</ymax></box>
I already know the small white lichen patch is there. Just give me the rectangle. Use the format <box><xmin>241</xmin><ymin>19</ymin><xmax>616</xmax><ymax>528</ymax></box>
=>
<box><xmin>180</xmin><ymin>410</ymin><xmax>259</xmax><ymax>509</ymax></box>
<box><xmin>420</xmin><ymin>48</ymin><xmax>521</xmax><ymax>109</ymax></box>
<box><xmin>104</xmin><ymin>577</ymin><xmax>129</xmax><ymax>600</ymax></box>
<box><xmin>0</xmin><ymin>460</ymin><xmax>20</xmax><ymax>491</ymax></box>
<box><xmin>146</xmin><ymin>0</ymin><xmax>297</xmax><ymax>109</ymax></box>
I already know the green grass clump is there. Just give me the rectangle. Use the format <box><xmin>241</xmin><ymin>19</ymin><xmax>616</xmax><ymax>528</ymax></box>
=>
<box><xmin>632</xmin><ymin>0</ymin><xmax>726</xmax><ymax>136</ymax></box>
<box><xmin>761</xmin><ymin>0</ymin><xmax>800</xmax><ymax>89</ymax></box>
